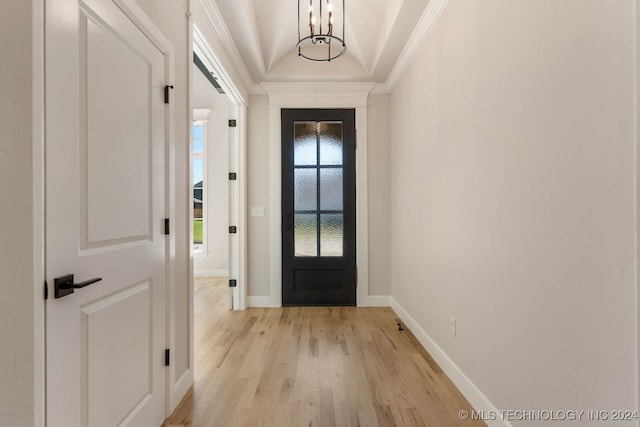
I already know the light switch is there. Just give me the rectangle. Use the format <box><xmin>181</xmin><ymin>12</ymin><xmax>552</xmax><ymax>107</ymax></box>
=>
<box><xmin>251</xmin><ymin>207</ymin><xmax>265</xmax><ymax>217</ymax></box>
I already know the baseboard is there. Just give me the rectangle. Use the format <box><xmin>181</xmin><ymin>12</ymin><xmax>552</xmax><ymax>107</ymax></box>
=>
<box><xmin>170</xmin><ymin>367</ymin><xmax>193</xmax><ymax>416</ymax></box>
<box><xmin>247</xmin><ymin>296</ymin><xmax>281</xmax><ymax>307</ymax></box>
<box><xmin>390</xmin><ymin>298</ymin><xmax>511</xmax><ymax>427</ymax></box>
<box><xmin>194</xmin><ymin>269</ymin><xmax>228</xmax><ymax>277</ymax></box>
<box><xmin>359</xmin><ymin>295</ymin><xmax>392</xmax><ymax>307</ymax></box>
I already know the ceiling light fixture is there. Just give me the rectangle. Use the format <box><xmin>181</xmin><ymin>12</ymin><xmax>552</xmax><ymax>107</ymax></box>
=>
<box><xmin>296</xmin><ymin>0</ymin><xmax>346</xmax><ymax>62</ymax></box>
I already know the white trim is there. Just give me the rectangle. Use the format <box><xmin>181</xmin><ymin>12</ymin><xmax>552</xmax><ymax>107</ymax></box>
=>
<box><xmin>163</xmin><ymin>17</ymin><xmax>183</xmax><ymax>421</ymax></box>
<box><xmin>248</xmin><ymin>83</ymin><xmax>267</xmax><ymax>95</ymax></box>
<box><xmin>267</xmin><ymin>105</ymin><xmax>282</xmax><ymax>308</ymax></box>
<box><xmin>236</xmin><ymin>104</ymin><xmax>249</xmax><ymax>311</ymax></box>
<box><xmin>153</xmin><ymin>3</ymin><xmax>182</xmax><ymax>418</ymax></box>
<box><xmin>228</xmin><ymin>104</ymin><xmax>237</xmax><ymax>310</ymax></box>
<box><xmin>172</xmin><ymin>368</ymin><xmax>192</xmax><ymax>406</ymax></box>
<box><xmin>261</xmin><ymin>82</ymin><xmax>375</xmax><ymax>108</ymax></box>
<box><xmin>112</xmin><ymin>0</ymin><xmax>173</xmax><ymax>53</ymax></box>
<box><xmin>359</xmin><ymin>295</ymin><xmax>391</xmax><ymax>307</ymax></box>
<box><xmin>262</xmin><ymin>82</ymin><xmax>376</xmax><ymax>307</ymax></box>
<box><xmin>377</xmin><ymin>0</ymin><xmax>451</xmax><ymax>94</ymax></box>
<box><xmin>391</xmin><ymin>298</ymin><xmax>511</xmax><ymax>427</ymax></box>
<box><xmin>248</xmin><ymin>296</ymin><xmax>281</xmax><ymax>308</ymax></box>
<box><xmin>194</xmin><ymin>269</ymin><xmax>229</xmax><ymax>277</ymax></box>
<box><xmin>192</xmin><ymin>0</ymin><xmax>251</xmax><ymax>100</ymax></box>
<box><xmin>33</xmin><ymin>0</ymin><xmax>45</xmax><ymax>424</ymax></box>
<box><xmin>178</xmin><ymin>8</ymin><xmax>195</xmax><ymax>416</ymax></box>
<box><xmin>355</xmin><ymin>106</ymin><xmax>369</xmax><ymax>307</ymax></box>
<box><xmin>193</xmin><ymin>25</ymin><xmax>246</xmax><ymax>106</ymax></box>
<box><xmin>193</xmin><ymin>108</ymin><xmax>210</xmax><ymax>121</ymax></box>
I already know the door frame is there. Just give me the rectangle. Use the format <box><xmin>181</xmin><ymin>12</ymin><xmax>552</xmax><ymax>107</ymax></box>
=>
<box><xmin>261</xmin><ymin>82</ymin><xmax>382</xmax><ymax>307</ymax></box>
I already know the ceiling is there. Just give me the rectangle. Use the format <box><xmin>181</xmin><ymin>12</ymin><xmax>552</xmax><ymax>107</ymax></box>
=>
<box><xmin>212</xmin><ymin>0</ymin><xmax>431</xmax><ymax>84</ymax></box>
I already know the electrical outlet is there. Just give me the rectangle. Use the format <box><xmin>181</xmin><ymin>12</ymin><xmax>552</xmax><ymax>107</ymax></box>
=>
<box><xmin>250</xmin><ymin>207</ymin><xmax>265</xmax><ymax>217</ymax></box>
<box><xmin>450</xmin><ymin>317</ymin><xmax>456</xmax><ymax>337</ymax></box>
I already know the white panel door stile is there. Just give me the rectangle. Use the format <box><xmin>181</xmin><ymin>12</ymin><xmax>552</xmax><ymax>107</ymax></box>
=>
<box><xmin>46</xmin><ymin>0</ymin><xmax>168</xmax><ymax>426</ymax></box>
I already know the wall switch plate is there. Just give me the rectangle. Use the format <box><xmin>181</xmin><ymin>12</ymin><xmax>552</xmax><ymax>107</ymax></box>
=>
<box><xmin>450</xmin><ymin>317</ymin><xmax>456</xmax><ymax>337</ymax></box>
<box><xmin>251</xmin><ymin>207</ymin><xmax>265</xmax><ymax>217</ymax></box>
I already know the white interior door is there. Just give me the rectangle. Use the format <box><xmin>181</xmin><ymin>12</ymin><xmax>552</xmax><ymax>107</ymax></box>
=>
<box><xmin>45</xmin><ymin>0</ymin><xmax>167</xmax><ymax>425</ymax></box>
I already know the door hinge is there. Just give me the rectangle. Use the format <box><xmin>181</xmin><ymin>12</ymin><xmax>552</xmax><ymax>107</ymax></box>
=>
<box><xmin>44</xmin><ymin>281</ymin><xmax>48</xmax><ymax>300</ymax></box>
<box><xmin>228</xmin><ymin>119</ymin><xmax>237</xmax><ymax>127</ymax></box>
<box><xmin>354</xmin><ymin>128</ymin><xmax>357</xmax><ymax>150</ymax></box>
<box><xmin>229</xmin><ymin>226</ymin><xmax>237</xmax><ymax>234</ymax></box>
<box><xmin>163</xmin><ymin>218</ymin><xmax>170</xmax><ymax>235</ymax></box>
<box><xmin>165</xmin><ymin>349</ymin><xmax>170</xmax><ymax>366</ymax></box>
<box><xmin>229</xmin><ymin>279</ymin><xmax>237</xmax><ymax>288</ymax></box>
<box><xmin>164</xmin><ymin>85</ymin><xmax>174</xmax><ymax>104</ymax></box>
<box><xmin>229</xmin><ymin>172</ymin><xmax>237</xmax><ymax>180</ymax></box>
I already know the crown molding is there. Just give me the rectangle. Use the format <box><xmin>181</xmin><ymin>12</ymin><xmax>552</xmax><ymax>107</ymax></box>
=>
<box><xmin>383</xmin><ymin>0</ymin><xmax>451</xmax><ymax>93</ymax></box>
<box><xmin>260</xmin><ymin>82</ymin><xmax>376</xmax><ymax>108</ymax></box>
<box><xmin>370</xmin><ymin>82</ymin><xmax>392</xmax><ymax>95</ymax></box>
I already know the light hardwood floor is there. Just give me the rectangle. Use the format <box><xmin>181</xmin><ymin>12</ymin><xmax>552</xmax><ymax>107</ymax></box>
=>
<box><xmin>165</xmin><ymin>277</ymin><xmax>485</xmax><ymax>427</ymax></box>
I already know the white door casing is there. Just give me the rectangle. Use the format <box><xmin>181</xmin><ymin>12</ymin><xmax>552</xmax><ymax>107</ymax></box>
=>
<box><xmin>46</xmin><ymin>0</ymin><xmax>168</xmax><ymax>425</ymax></box>
<box><xmin>191</xmin><ymin>21</ymin><xmax>248</xmax><ymax>312</ymax></box>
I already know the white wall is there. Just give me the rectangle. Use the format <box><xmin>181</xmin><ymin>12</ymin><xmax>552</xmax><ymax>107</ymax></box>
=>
<box><xmin>0</xmin><ymin>1</ymin><xmax>39</xmax><ymax>425</ymax></box>
<box><xmin>193</xmin><ymin>67</ymin><xmax>230</xmax><ymax>276</ymax></box>
<box><xmin>247</xmin><ymin>94</ymin><xmax>271</xmax><ymax>297</ymax></box>
<box><xmin>389</xmin><ymin>0</ymin><xmax>636</xmax><ymax>422</ymax></box>
<box><xmin>367</xmin><ymin>94</ymin><xmax>391</xmax><ymax>296</ymax></box>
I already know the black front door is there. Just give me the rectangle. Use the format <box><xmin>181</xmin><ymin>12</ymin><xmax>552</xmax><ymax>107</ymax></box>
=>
<box><xmin>282</xmin><ymin>109</ymin><xmax>356</xmax><ymax>306</ymax></box>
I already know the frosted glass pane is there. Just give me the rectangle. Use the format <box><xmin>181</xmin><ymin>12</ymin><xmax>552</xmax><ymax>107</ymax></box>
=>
<box><xmin>295</xmin><ymin>214</ymin><xmax>317</xmax><ymax>257</ymax></box>
<box><xmin>193</xmin><ymin>126</ymin><xmax>203</xmax><ymax>138</ymax></box>
<box><xmin>320</xmin><ymin>168</ymin><xmax>342</xmax><ymax>210</ymax></box>
<box><xmin>319</xmin><ymin>122</ymin><xmax>343</xmax><ymax>165</ymax></box>
<box><xmin>294</xmin><ymin>122</ymin><xmax>317</xmax><ymax>166</ymax></box>
<box><xmin>321</xmin><ymin>214</ymin><xmax>343</xmax><ymax>257</ymax></box>
<box><xmin>294</xmin><ymin>168</ymin><xmax>317</xmax><ymax>211</ymax></box>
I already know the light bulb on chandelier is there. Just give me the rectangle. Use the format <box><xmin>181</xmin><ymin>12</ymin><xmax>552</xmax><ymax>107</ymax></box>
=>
<box><xmin>296</xmin><ymin>0</ymin><xmax>346</xmax><ymax>62</ymax></box>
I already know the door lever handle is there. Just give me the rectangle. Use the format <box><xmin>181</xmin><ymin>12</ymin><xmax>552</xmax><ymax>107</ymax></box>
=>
<box><xmin>54</xmin><ymin>274</ymin><xmax>102</xmax><ymax>299</ymax></box>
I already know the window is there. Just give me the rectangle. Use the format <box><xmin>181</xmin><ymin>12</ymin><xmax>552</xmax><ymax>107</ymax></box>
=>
<box><xmin>192</xmin><ymin>109</ymin><xmax>210</xmax><ymax>253</ymax></box>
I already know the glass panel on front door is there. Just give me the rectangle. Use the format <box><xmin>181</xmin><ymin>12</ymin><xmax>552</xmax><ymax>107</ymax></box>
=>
<box><xmin>293</xmin><ymin>121</ymin><xmax>344</xmax><ymax>257</ymax></box>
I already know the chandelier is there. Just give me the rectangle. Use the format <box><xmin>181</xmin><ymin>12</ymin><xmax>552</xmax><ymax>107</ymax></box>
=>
<box><xmin>296</xmin><ymin>0</ymin><xmax>346</xmax><ymax>62</ymax></box>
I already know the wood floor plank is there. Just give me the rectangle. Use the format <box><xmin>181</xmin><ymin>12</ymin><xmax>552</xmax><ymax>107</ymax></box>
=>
<box><xmin>165</xmin><ymin>278</ymin><xmax>486</xmax><ymax>427</ymax></box>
